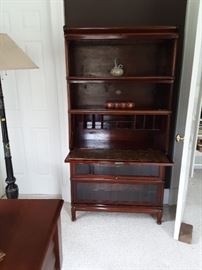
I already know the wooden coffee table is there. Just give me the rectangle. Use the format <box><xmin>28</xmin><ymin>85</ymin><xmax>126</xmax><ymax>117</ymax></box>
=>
<box><xmin>0</xmin><ymin>199</ymin><xmax>63</xmax><ymax>270</ymax></box>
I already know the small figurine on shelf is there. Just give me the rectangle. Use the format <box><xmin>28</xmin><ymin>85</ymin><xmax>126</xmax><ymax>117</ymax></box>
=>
<box><xmin>110</xmin><ymin>58</ymin><xmax>124</xmax><ymax>77</ymax></box>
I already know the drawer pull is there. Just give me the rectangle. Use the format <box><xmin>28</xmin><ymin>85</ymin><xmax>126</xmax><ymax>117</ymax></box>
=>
<box><xmin>114</xmin><ymin>162</ymin><xmax>124</xmax><ymax>165</ymax></box>
<box><xmin>115</xmin><ymin>176</ymin><xmax>119</xmax><ymax>180</ymax></box>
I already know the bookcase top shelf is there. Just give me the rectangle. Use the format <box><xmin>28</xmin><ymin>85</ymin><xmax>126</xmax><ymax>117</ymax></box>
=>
<box><xmin>64</xmin><ymin>26</ymin><xmax>179</xmax><ymax>40</ymax></box>
<box><xmin>65</xmin><ymin>148</ymin><xmax>173</xmax><ymax>166</ymax></box>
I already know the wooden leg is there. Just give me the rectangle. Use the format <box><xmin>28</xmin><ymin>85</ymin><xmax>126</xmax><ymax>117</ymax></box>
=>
<box><xmin>157</xmin><ymin>210</ymin><xmax>163</xmax><ymax>225</ymax></box>
<box><xmin>71</xmin><ymin>206</ymin><xmax>76</xmax><ymax>221</ymax></box>
<box><xmin>53</xmin><ymin>220</ymin><xmax>62</xmax><ymax>270</ymax></box>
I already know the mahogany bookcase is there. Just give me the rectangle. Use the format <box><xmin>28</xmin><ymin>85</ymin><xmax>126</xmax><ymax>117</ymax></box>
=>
<box><xmin>64</xmin><ymin>27</ymin><xmax>178</xmax><ymax>224</ymax></box>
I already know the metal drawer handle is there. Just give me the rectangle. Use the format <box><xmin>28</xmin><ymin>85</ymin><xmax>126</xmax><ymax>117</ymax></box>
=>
<box><xmin>114</xmin><ymin>162</ymin><xmax>124</xmax><ymax>165</ymax></box>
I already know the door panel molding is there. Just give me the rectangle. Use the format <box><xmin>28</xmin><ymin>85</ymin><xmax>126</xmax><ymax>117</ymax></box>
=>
<box><xmin>49</xmin><ymin>0</ymin><xmax>70</xmax><ymax>201</ymax></box>
<box><xmin>0</xmin><ymin>0</ymin><xmax>66</xmax><ymax>196</ymax></box>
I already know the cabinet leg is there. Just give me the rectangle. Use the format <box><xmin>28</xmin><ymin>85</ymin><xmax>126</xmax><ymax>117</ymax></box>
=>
<box><xmin>157</xmin><ymin>211</ymin><xmax>163</xmax><ymax>225</ymax></box>
<box><xmin>71</xmin><ymin>206</ymin><xmax>76</xmax><ymax>221</ymax></box>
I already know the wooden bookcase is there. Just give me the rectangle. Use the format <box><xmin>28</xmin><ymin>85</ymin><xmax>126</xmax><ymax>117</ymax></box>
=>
<box><xmin>64</xmin><ymin>27</ymin><xmax>178</xmax><ymax>224</ymax></box>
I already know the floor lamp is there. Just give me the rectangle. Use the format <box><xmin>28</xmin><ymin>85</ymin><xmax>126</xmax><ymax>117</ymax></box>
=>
<box><xmin>0</xmin><ymin>33</ymin><xmax>38</xmax><ymax>199</ymax></box>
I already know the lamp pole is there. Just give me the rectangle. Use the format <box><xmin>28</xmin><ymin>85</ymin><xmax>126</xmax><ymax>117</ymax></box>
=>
<box><xmin>0</xmin><ymin>76</ymin><xmax>18</xmax><ymax>199</ymax></box>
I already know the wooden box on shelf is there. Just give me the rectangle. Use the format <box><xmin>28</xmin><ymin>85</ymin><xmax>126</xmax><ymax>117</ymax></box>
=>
<box><xmin>64</xmin><ymin>27</ymin><xmax>178</xmax><ymax>224</ymax></box>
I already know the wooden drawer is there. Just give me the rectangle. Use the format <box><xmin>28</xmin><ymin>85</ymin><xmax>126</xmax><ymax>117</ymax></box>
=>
<box><xmin>70</xmin><ymin>162</ymin><xmax>164</xmax><ymax>182</ymax></box>
<box><xmin>72</xmin><ymin>181</ymin><xmax>163</xmax><ymax>206</ymax></box>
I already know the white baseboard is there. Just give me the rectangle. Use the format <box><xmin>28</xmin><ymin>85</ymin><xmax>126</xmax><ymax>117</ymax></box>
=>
<box><xmin>163</xmin><ymin>189</ymin><xmax>170</xmax><ymax>204</ymax></box>
<box><xmin>18</xmin><ymin>194</ymin><xmax>62</xmax><ymax>199</ymax></box>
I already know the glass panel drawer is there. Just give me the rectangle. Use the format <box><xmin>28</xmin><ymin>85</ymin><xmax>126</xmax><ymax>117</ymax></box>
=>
<box><xmin>74</xmin><ymin>182</ymin><xmax>162</xmax><ymax>206</ymax></box>
<box><xmin>74</xmin><ymin>163</ymin><xmax>159</xmax><ymax>177</ymax></box>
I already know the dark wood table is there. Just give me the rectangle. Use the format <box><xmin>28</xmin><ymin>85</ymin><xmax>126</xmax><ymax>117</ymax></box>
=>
<box><xmin>0</xmin><ymin>199</ymin><xmax>63</xmax><ymax>270</ymax></box>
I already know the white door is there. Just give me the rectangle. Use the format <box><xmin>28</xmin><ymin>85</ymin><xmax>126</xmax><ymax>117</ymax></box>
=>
<box><xmin>169</xmin><ymin>0</ymin><xmax>202</xmax><ymax>239</ymax></box>
<box><xmin>0</xmin><ymin>0</ymin><xmax>69</xmax><ymax>198</ymax></box>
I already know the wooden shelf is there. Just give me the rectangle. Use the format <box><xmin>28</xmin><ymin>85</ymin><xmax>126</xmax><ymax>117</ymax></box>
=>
<box><xmin>68</xmin><ymin>76</ymin><xmax>174</xmax><ymax>84</ymax></box>
<box><xmin>64</xmin><ymin>26</ymin><xmax>179</xmax><ymax>40</ymax></box>
<box><xmin>66</xmin><ymin>148</ymin><xmax>173</xmax><ymax>165</ymax></box>
<box><xmin>69</xmin><ymin>109</ymin><xmax>172</xmax><ymax>115</ymax></box>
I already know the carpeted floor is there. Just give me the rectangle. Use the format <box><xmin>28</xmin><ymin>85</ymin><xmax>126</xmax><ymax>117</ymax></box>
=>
<box><xmin>61</xmin><ymin>170</ymin><xmax>202</xmax><ymax>270</ymax></box>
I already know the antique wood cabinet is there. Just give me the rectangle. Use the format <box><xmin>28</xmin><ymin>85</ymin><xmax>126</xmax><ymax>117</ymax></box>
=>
<box><xmin>64</xmin><ymin>27</ymin><xmax>178</xmax><ymax>224</ymax></box>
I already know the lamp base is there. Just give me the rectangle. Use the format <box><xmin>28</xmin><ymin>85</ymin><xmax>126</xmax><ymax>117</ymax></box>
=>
<box><xmin>6</xmin><ymin>182</ymin><xmax>19</xmax><ymax>199</ymax></box>
<box><xmin>1</xmin><ymin>76</ymin><xmax>19</xmax><ymax>199</ymax></box>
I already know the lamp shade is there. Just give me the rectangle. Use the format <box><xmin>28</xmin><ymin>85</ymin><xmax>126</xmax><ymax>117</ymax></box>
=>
<box><xmin>0</xmin><ymin>33</ymin><xmax>38</xmax><ymax>70</ymax></box>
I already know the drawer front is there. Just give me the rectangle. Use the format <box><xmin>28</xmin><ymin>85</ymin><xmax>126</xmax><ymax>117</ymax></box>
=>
<box><xmin>71</xmin><ymin>163</ymin><xmax>161</xmax><ymax>180</ymax></box>
<box><xmin>72</xmin><ymin>182</ymin><xmax>163</xmax><ymax>206</ymax></box>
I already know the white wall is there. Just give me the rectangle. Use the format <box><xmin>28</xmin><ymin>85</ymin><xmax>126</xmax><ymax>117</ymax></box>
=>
<box><xmin>0</xmin><ymin>0</ymin><xmax>70</xmax><ymax>200</ymax></box>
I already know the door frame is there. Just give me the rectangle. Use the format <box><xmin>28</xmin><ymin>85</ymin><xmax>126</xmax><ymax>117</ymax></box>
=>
<box><xmin>190</xmin><ymin>83</ymin><xmax>202</xmax><ymax>175</ymax></box>
<box><xmin>172</xmin><ymin>0</ymin><xmax>202</xmax><ymax>240</ymax></box>
<box><xmin>49</xmin><ymin>0</ymin><xmax>70</xmax><ymax>201</ymax></box>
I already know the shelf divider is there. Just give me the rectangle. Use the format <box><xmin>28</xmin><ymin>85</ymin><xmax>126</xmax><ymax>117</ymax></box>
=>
<box><xmin>69</xmin><ymin>109</ymin><xmax>172</xmax><ymax>115</ymax></box>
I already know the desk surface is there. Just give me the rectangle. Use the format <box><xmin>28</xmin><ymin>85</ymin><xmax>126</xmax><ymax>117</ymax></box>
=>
<box><xmin>0</xmin><ymin>199</ymin><xmax>63</xmax><ymax>270</ymax></box>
